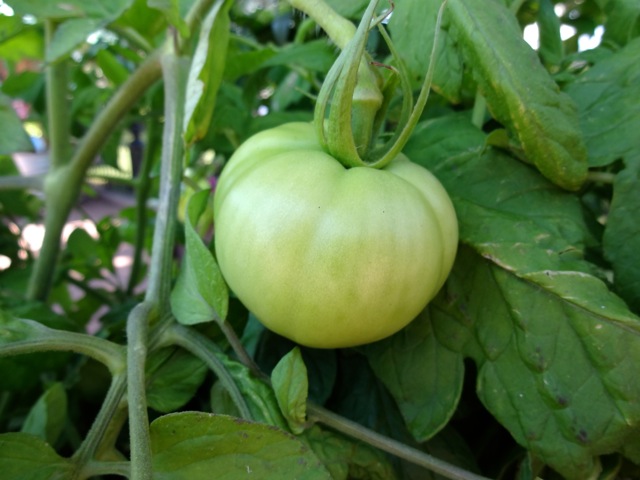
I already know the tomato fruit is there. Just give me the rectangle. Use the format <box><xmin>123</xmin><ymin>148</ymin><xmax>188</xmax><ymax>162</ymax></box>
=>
<box><xmin>213</xmin><ymin>122</ymin><xmax>458</xmax><ymax>348</ymax></box>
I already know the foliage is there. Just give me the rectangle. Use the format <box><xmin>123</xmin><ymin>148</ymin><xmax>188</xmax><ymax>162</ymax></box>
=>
<box><xmin>1</xmin><ymin>0</ymin><xmax>639</xmax><ymax>479</ymax></box>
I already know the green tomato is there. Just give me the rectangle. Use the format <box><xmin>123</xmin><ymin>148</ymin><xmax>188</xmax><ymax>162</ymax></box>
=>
<box><xmin>213</xmin><ymin>122</ymin><xmax>458</xmax><ymax>348</ymax></box>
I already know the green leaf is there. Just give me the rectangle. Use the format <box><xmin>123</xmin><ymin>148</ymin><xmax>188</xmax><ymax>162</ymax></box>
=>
<box><xmin>95</xmin><ymin>49</ymin><xmax>130</xmax><ymax>86</ymax></box>
<box><xmin>536</xmin><ymin>0</ymin><xmax>563</xmax><ymax>70</ymax></box>
<box><xmin>183</xmin><ymin>0</ymin><xmax>232</xmax><ymax>145</ymax></box>
<box><xmin>0</xmin><ymin>94</ymin><xmax>34</xmax><ymax>155</ymax></box>
<box><xmin>602</xmin><ymin>0</ymin><xmax>640</xmax><ymax>47</ymax></box>
<box><xmin>271</xmin><ymin>347</ymin><xmax>309</xmax><ymax>434</ymax></box>
<box><xmin>262</xmin><ymin>39</ymin><xmax>337</xmax><ymax>73</ymax></box>
<box><xmin>0</xmin><ymin>17</ymin><xmax>44</xmax><ymax>62</ymax></box>
<box><xmin>146</xmin><ymin>347</ymin><xmax>208</xmax><ymax>413</ymax></box>
<box><xmin>438</xmin><ymin>246</ymin><xmax>640</xmax><ymax>479</ymax></box>
<box><xmin>361</xmin><ymin>309</ymin><xmax>465</xmax><ymax>442</ymax></box>
<box><xmin>302</xmin><ymin>425</ymin><xmax>398</xmax><ymax>480</ymax></box>
<box><xmin>150</xmin><ymin>412</ymin><xmax>331</xmax><ymax>479</ymax></box>
<box><xmin>20</xmin><ymin>383</ymin><xmax>68</xmax><ymax>446</ymax></box>
<box><xmin>603</xmin><ymin>159</ymin><xmax>640</xmax><ymax>312</ymax></box>
<box><xmin>405</xmin><ymin>115</ymin><xmax>594</xmax><ymax>276</ymax></box>
<box><xmin>46</xmin><ymin>18</ymin><xmax>101</xmax><ymax>63</ymax></box>
<box><xmin>388</xmin><ymin>0</ymin><xmax>464</xmax><ymax>103</ymax></box>
<box><xmin>147</xmin><ymin>0</ymin><xmax>189</xmax><ymax>38</ymax></box>
<box><xmin>564</xmin><ymin>38</ymin><xmax>640</xmax><ymax>167</ymax></box>
<box><xmin>447</xmin><ymin>0</ymin><xmax>588</xmax><ymax>190</ymax></box>
<box><xmin>170</xmin><ymin>189</ymin><xmax>229</xmax><ymax>325</ymax></box>
<box><xmin>0</xmin><ymin>432</ymin><xmax>74</xmax><ymax>479</ymax></box>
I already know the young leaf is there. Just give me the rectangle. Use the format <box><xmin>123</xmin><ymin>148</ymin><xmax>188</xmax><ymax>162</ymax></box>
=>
<box><xmin>0</xmin><ymin>432</ymin><xmax>75</xmax><ymax>479</ymax></box>
<box><xmin>146</xmin><ymin>347</ymin><xmax>208</xmax><ymax>413</ymax></box>
<box><xmin>602</xmin><ymin>158</ymin><xmax>640</xmax><ymax>312</ymax></box>
<box><xmin>564</xmin><ymin>38</ymin><xmax>640</xmax><ymax>167</ymax></box>
<box><xmin>271</xmin><ymin>347</ymin><xmax>309</xmax><ymax>434</ymax></box>
<box><xmin>183</xmin><ymin>0</ymin><xmax>232</xmax><ymax>145</ymax></box>
<box><xmin>447</xmin><ymin>0</ymin><xmax>588</xmax><ymax>190</ymax></box>
<box><xmin>20</xmin><ymin>382</ymin><xmax>68</xmax><ymax>446</ymax></box>
<box><xmin>361</xmin><ymin>309</ymin><xmax>465</xmax><ymax>442</ymax></box>
<box><xmin>388</xmin><ymin>0</ymin><xmax>464</xmax><ymax>103</ymax></box>
<box><xmin>439</xmin><ymin>246</ymin><xmax>640</xmax><ymax>479</ymax></box>
<box><xmin>0</xmin><ymin>94</ymin><xmax>34</xmax><ymax>155</ymax></box>
<box><xmin>170</xmin><ymin>188</ymin><xmax>229</xmax><ymax>325</ymax></box>
<box><xmin>602</xmin><ymin>0</ymin><xmax>640</xmax><ymax>47</ymax></box>
<box><xmin>150</xmin><ymin>412</ymin><xmax>331</xmax><ymax>479</ymax></box>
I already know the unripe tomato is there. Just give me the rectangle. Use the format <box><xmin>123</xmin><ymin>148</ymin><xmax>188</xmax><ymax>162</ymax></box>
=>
<box><xmin>213</xmin><ymin>122</ymin><xmax>458</xmax><ymax>348</ymax></box>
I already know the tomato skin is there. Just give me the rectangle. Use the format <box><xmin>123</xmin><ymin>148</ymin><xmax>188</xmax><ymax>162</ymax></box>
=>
<box><xmin>213</xmin><ymin>122</ymin><xmax>458</xmax><ymax>348</ymax></box>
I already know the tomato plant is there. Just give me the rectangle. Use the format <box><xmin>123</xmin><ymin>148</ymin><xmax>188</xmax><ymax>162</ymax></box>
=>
<box><xmin>1</xmin><ymin>0</ymin><xmax>640</xmax><ymax>479</ymax></box>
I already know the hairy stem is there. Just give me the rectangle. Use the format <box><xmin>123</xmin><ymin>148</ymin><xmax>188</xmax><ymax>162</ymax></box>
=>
<box><xmin>127</xmin><ymin>302</ymin><xmax>156</xmax><ymax>480</ymax></box>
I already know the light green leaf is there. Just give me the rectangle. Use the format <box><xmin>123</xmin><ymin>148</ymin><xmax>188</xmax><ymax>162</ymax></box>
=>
<box><xmin>170</xmin><ymin>189</ymin><xmax>229</xmax><ymax>325</ymax></box>
<box><xmin>388</xmin><ymin>0</ymin><xmax>465</xmax><ymax>103</ymax></box>
<box><xmin>0</xmin><ymin>94</ymin><xmax>34</xmax><ymax>155</ymax></box>
<box><xmin>146</xmin><ymin>347</ymin><xmax>208</xmax><ymax>413</ymax></box>
<box><xmin>183</xmin><ymin>0</ymin><xmax>232</xmax><ymax>145</ymax></box>
<box><xmin>302</xmin><ymin>425</ymin><xmax>398</xmax><ymax>480</ymax></box>
<box><xmin>447</xmin><ymin>0</ymin><xmax>588</xmax><ymax>190</ymax></box>
<box><xmin>21</xmin><ymin>383</ymin><xmax>67</xmax><ymax>446</ymax></box>
<box><xmin>46</xmin><ymin>18</ymin><xmax>101</xmax><ymax>63</ymax></box>
<box><xmin>0</xmin><ymin>432</ymin><xmax>74</xmax><ymax>480</ymax></box>
<box><xmin>0</xmin><ymin>17</ymin><xmax>44</xmax><ymax>62</ymax></box>
<box><xmin>564</xmin><ymin>38</ymin><xmax>640</xmax><ymax>167</ymax></box>
<box><xmin>271</xmin><ymin>347</ymin><xmax>308</xmax><ymax>435</ymax></box>
<box><xmin>603</xmin><ymin>158</ymin><xmax>640</xmax><ymax>312</ymax></box>
<box><xmin>262</xmin><ymin>39</ymin><xmax>336</xmax><ymax>73</ymax></box>
<box><xmin>151</xmin><ymin>412</ymin><xmax>331</xmax><ymax>479</ymax></box>
<box><xmin>361</xmin><ymin>309</ymin><xmax>465</xmax><ymax>442</ymax></box>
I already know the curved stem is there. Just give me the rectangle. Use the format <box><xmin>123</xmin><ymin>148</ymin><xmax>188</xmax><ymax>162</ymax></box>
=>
<box><xmin>161</xmin><ymin>323</ymin><xmax>253</xmax><ymax>420</ymax></box>
<box><xmin>287</xmin><ymin>0</ymin><xmax>356</xmax><ymax>49</ymax></box>
<box><xmin>83</xmin><ymin>460</ymin><xmax>130</xmax><ymax>479</ymax></box>
<box><xmin>308</xmin><ymin>404</ymin><xmax>492</xmax><ymax>480</ymax></box>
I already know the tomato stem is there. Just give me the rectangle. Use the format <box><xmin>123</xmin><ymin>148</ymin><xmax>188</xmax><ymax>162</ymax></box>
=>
<box><xmin>287</xmin><ymin>0</ymin><xmax>356</xmax><ymax>49</ymax></box>
<box><xmin>307</xmin><ymin>403</ymin><xmax>492</xmax><ymax>480</ymax></box>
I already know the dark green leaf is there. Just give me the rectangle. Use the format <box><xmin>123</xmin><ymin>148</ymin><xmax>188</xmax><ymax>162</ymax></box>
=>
<box><xmin>603</xmin><ymin>158</ymin><xmax>640</xmax><ymax>312</ymax></box>
<box><xmin>406</xmin><ymin>115</ymin><xmax>594</xmax><ymax>276</ymax></box>
<box><xmin>263</xmin><ymin>39</ymin><xmax>336</xmax><ymax>73</ymax></box>
<box><xmin>184</xmin><ymin>0</ymin><xmax>232</xmax><ymax>145</ymax></box>
<box><xmin>564</xmin><ymin>38</ymin><xmax>640</xmax><ymax>167</ymax></box>
<box><xmin>447</xmin><ymin>0</ymin><xmax>588</xmax><ymax>190</ymax></box>
<box><xmin>150</xmin><ymin>412</ymin><xmax>331</xmax><ymax>479</ymax></box>
<box><xmin>302</xmin><ymin>425</ymin><xmax>398</xmax><ymax>480</ymax></box>
<box><xmin>0</xmin><ymin>433</ymin><xmax>74</xmax><ymax>479</ymax></box>
<box><xmin>146</xmin><ymin>347</ymin><xmax>208</xmax><ymax>413</ymax></box>
<box><xmin>20</xmin><ymin>383</ymin><xmax>67</xmax><ymax>446</ymax></box>
<box><xmin>0</xmin><ymin>94</ymin><xmax>34</xmax><ymax>155</ymax></box>
<box><xmin>602</xmin><ymin>0</ymin><xmax>640</xmax><ymax>47</ymax></box>
<box><xmin>170</xmin><ymin>189</ymin><xmax>229</xmax><ymax>325</ymax></box>
<box><xmin>361</xmin><ymin>309</ymin><xmax>465</xmax><ymax>442</ymax></box>
<box><xmin>95</xmin><ymin>49</ymin><xmax>130</xmax><ymax>86</ymax></box>
<box><xmin>0</xmin><ymin>17</ymin><xmax>43</xmax><ymax>62</ymax></box>
<box><xmin>271</xmin><ymin>347</ymin><xmax>308</xmax><ymax>434</ymax></box>
<box><xmin>437</xmin><ymin>246</ymin><xmax>640</xmax><ymax>479</ymax></box>
<box><xmin>388</xmin><ymin>0</ymin><xmax>464</xmax><ymax>103</ymax></box>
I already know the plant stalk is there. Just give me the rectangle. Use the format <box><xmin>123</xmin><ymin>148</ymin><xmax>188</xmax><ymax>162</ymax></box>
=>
<box><xmin>287</xmin><ymin>0</ymin><xmax>356</xmax><ymax>49</ymax></box>
<box><xmin>307</xmin><ymin>404</ymin><xmax>492</xmax><ymax>480</ymax></box>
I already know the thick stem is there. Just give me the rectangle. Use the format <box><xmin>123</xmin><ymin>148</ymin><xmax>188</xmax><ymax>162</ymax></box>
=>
<box><xmin>127</xmin><ymin>302</ymin><xmax>156</xmax><ymax>480</ymax></box>
<box><xmin>308</xmin><ymin>404</ymin><xmax>492</xmax><ymax>480</ymax></box>
<box><xmin>45</xmin><ymin>20</ymin><xmax>71</xmax><ymax>170</ymax></box>
<box><xmin>144</xmin><ymin>55</ymin><xmax>189</xmax><ymax>307</ymax></box>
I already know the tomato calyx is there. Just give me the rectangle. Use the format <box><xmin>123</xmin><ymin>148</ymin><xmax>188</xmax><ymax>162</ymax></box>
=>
<box><xmin>314</xmin><ymin>0</ymin><xmax>449</xmax><ymax>170</ymax></box>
